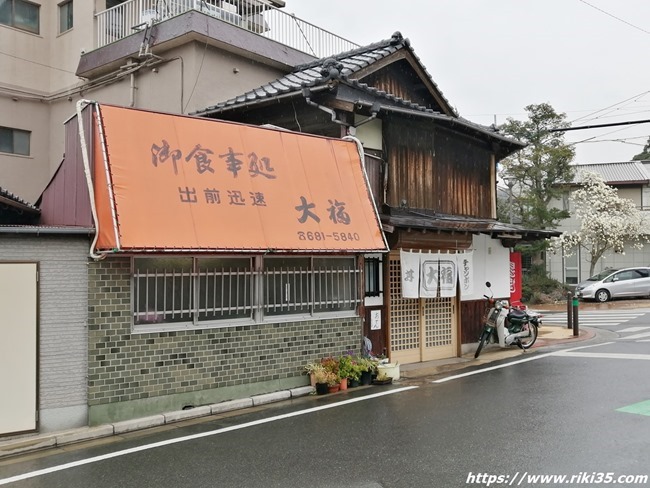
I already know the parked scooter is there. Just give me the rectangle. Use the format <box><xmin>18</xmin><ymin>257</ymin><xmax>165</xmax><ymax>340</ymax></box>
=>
<box><xmin>474</xmin><ymin>282</ymin><xmax>541</xmax><ymax>358</ymax></box>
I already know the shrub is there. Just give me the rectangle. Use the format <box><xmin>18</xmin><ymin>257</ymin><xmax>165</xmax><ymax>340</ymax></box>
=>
<box><xmin>522</xmin><ymin>264</ymin><xmax>568</xmax><ymax>304</ymax></box>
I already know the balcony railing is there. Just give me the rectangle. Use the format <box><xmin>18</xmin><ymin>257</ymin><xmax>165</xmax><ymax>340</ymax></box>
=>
<box><xmin>95</xmin><ymin>0</ymin><xmax>359</xmax><ymax>59</ymax></box>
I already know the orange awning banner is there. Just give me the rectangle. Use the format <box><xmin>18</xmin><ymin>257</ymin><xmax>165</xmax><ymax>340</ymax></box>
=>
<box><xmin>90</xmin><ymin>104</ymin><xmax>387</xmax><ymax>253</ymax></box>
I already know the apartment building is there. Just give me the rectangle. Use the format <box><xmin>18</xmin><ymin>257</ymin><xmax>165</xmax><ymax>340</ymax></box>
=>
<box><xmin>1</xmin><ymin>0</ymin><xmax>367</xmax><ymax>435</ymax></box>
<box><xmin>1</xmin><ymin>0</ymin><xmax>353</xmax><ymax>202</ymax></box>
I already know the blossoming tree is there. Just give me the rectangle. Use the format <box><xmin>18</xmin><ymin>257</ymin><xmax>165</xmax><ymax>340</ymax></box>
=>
<box><xmin>552</xmin><ymin>172</ymin><xmax>648</xmax><ymax>277</ymax></box>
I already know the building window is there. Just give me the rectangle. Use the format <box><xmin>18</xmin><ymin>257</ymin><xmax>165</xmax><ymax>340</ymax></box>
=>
<box><xmin>58</xmin><ymin>0</ymin><xmax>72</xmax><ymax>33</ymax></box>
<box><xmin>0</xmin><ymin>126</ymin><xmax>30</xmax><ymax>156</ymax></box>
<box><xmin>364</xmin><ymin>257</ymin><xmax>382</xmax><ymax>297</ymax></box>
<box><xmin>0</xmin><ymin>0</ymin><xmax>40</xmax><ymax>34</ymax></box>
<box><xmin>133</xmin><ymin>256</ymin><xmax>360</xmax><ymax>330</ymax></box>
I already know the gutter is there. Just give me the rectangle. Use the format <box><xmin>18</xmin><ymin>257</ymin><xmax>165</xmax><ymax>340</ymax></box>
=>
<box><xmin>354</xmin><ymin>100</ymin><xmax>525</xmax><ymax>148</ymax></box>
<box><xmin>0</xmin><ymin>226</ymin><xmax>95</xmax><ymax>235</ymax></box>
<box><xmin>195</xmin><ymin>85</ymin><xmax>331</xmax><ymax>118</ymax></box>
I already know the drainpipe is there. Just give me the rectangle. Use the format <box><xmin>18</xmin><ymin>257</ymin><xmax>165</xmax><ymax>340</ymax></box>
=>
<box><xmin>301</xmin><ymin>87</ymin><xmax>347</xmax><ymax>127</ymax></box>
<box><xmin>130</xmin><ymin>72</ymin><xmax>136</xmax><ymax>107</ymax></box>
<box><xmin>352</xmin><ymin>101</ymin><xmax>381</xmax><ymax>129</ymax></box>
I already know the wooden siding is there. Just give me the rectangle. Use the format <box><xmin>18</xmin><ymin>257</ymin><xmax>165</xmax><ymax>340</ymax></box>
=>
<box><xmin>385</xmin><ymin>117</ymin><xmax>494</xmax><ymax>218</ymax></box>
<box><xmin>461</xmin><ymin>299</ymin><xmax>486</xmax><ymax>344</ymax></box>
<box><xmin>387</xmin><ymin>230</ymin><xmax>472</xmax><ymax>251</ymax></box>
<box><xmin>360</xmin><ymin>59</ymin><xmax>443</xmax><ymax>112</ymax></box>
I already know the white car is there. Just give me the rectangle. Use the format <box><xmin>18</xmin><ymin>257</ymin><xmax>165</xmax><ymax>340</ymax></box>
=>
<box><xmin>575</xmin><ymin>267</ymin><xmax>650</xmax><ymax>303</ymax></box>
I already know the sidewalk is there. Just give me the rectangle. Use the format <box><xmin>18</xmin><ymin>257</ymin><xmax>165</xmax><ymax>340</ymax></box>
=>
<box><xmin>0</xmin><ymin>324</ymin><xmax>595</xmax><ymax>461</ymax></box>
<box><xmin>400</xmin><ymin>323</ymin><xmax>595</xmax><ymax>380</ymax></box>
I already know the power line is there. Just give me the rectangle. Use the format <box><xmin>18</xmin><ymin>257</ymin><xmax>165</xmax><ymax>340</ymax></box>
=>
<box><xmin>568</xmin><ymin>90</ymin><xmax>650</xmax><ymax>124</ymax></box>
<box><xmin>0</xmin><ymin>49</ymin><xmax>76</xmax><ymax>74</ymax></box>
<box><xmin>550</xmin><ymin>119</ymin><xmax>650</xmax><ymax>133</ymax></box>
<box><xmin>578</xmin><ymin>0</ymin><xmax>650</xmax><ymax>36</ymax></box>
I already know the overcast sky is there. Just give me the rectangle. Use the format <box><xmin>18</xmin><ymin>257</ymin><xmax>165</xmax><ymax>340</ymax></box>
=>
<box><xmin>286</xmin><ymin>0</ymin><xmax>650</xmax><ymax>164</ymax></box>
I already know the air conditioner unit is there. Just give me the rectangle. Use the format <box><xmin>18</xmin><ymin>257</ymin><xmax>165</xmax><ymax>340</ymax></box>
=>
<box><xmin>246</xmin><ymin>13</ymin><xmax>268</xmax><ymax>34</ymax></box>
<box><xmin>140</xmin><ymin>9</ymin><xmax>158</xmax><ymax>25</ymax></box>
<box><xmin>192</xmin><ymin>0</ymin><xmax>242</xmax><ymax>26</ymax></box>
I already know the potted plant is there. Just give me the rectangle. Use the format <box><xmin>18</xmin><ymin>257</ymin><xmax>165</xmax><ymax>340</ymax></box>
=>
<box><xmin>358</xmin><ymin>357</ymin><xmax>378</xmax><ymax>385</ymax></box>
<box><xmin>312</xmin><ymin>366</ymin><xmax>331</xmax><ymax>395</ymax></box>
<box><xmin>337</xmin><ymin>354</ymin><xmax>356</xmax><ymax>390</ymax></box>
<box><xmin>304</xmin><ymin>360</ymin><xmax>324</xmax><ymax>387</ymax></box>
<box><xmin>372</xmin><ymin>371</ymin><xmax>393</xmax><ymax>385</ymax></box>
<box><xmin>325</xmin><ymin>370</ymin><xmax>340</xmax><ymax>393</ymax></box>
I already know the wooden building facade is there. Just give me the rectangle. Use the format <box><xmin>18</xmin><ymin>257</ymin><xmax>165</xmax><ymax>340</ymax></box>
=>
<box><xmin>195</xmin><ymin>32</ymin><xmax>553</xmax><ymax>364</ymax></box>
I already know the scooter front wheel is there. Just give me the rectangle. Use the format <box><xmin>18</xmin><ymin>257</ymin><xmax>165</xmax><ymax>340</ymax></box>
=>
<box><xmin>474</xmin><ymin>329</ymin><xmax>490</xmax><ymax>358</ymax></box>
<box><xmin>519</xmin><ymin>323</ymin><xmax>538</xmax><ymax>349</ymax></box>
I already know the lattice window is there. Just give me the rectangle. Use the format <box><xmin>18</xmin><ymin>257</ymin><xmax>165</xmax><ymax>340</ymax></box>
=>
<box><xmin>133</xmin><ymin>256</ymin><xmax>359</xmax><ymax>329</ymax></box>
<box><xmin>388</xmin><ymin>254</ymin><xmax>420</xmax><ymax>351</ymax></box>
<box><xmin>423</xmin><ymin>297</ymin><xmax>453</xmax><ymax>348</ymax></box>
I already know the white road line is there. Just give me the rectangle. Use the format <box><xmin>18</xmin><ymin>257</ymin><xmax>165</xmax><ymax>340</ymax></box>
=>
<box><xmin>432</xmin><ymin>342</ymin><xmax>616</xmax><ymax>384</ymax></box>
<box><xmin>540</xmin><ymin>312</ymin><xmax>644</xmax><ymax>316</ymax></box>
<box><xmin>0</xmin><ymin>386</ymin><xmax>418</xmax><ymax>486</ymax></box>
<box><xmin>553</xmin><ymin>351</ymin><xmax>650</xmax><ymax>360</ymax></box>
<box><xmin>618</xmin><ymin>331</ymin><xmax>650</xmax><ymax>340</ymax></box>
<box><xmin>617</xmin><ymin>326</ymin><xmax>650</xmax><ymax>333</ymax></box>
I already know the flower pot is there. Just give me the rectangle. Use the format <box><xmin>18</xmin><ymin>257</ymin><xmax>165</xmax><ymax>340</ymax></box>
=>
<box><xmin>348</xmin><ymin>378</ymin><xmax>360</xmax><ymax>388</ymax></box>
<box><xmin>315</xmin><ymin>382</ymin><xmax>329</xmax><ymax>395</ymax></box>
<box><xmin>372</xmin><ymin>377</ymin><xmax>393</xmax><ymax>385</ymax></box>
<box><xmin>360</xmin><ymin>371</ymin><xmax>373</xmax><ymax>385</ymax></box>
<box><xmin>327</xmin><ymin>383</ymin><xmax>340</xmax><ymax>393</ymax></box>
<box><xmin>339</xmin><ymin>377</ymin><xmax>348</xmax><ymax>390</ymax></box>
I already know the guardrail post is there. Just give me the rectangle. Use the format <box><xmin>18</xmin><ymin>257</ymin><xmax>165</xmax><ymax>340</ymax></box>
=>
<box><xmin>572</xmin><ymin>294</ymin><xmax>579</xmax><ymax>337</ymax></box>
<box><xmin>567</xmin><ymin>291</ymin><xmax>573</xmax><ymax>330</ymax></box>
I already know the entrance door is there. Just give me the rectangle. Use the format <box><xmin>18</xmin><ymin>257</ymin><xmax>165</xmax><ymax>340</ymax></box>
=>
<box><xmin>387</xmin><ymin>253</ymin><xmax>457</xmax><ymax>364</ymax></box>
<box><xmin>0</xmin><ymin>263</ymin><xmax>38</xmax><ymax>435</ymax></box>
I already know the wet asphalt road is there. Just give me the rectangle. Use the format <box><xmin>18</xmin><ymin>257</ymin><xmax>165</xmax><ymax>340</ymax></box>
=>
<box><xmin>2</xmin><ymin>336</ymin><xmax>650</xmax><ymax>487</ymax></box>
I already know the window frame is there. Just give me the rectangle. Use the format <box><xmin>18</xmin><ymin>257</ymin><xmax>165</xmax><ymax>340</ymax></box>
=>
<box><xmin>0</xmin><ymin>0</ymin><xmax>40</xmax><ymax>34</ymax></box>
<box><xmin>0</xmin><ymin>126</ymin><xmax>31</xmax><ymax>156</ymax></box>
<box><xmin>364</xmin><ymin>257</ymin><xmax>382</xmax><ymax>297</ymax></box>
<box><xmin>131</xmin><ymin>255</ymin><xmax>361</xmax><ymax>333</ymax></box>
<box><xmin>58</xmin><ymin>0</ymin><xmax>73</xmax><ymax>34</ymax></box>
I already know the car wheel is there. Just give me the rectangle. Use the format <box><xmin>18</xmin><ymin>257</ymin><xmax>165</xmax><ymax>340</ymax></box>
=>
<box><xmin>595</xmin><ymin>289</ymin><xmax>610</xmax><ymax>303</ymax></box>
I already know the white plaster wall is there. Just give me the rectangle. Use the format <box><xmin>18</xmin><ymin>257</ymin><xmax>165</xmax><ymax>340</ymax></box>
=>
<box><xmin>461</xmin><ymin>234</ymin><xmax>510</xmax><ymax>301</ymax></box>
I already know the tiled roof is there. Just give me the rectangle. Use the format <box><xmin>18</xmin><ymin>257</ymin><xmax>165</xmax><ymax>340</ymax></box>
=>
<box><xmin>0</xmin><ymin>186</ymin><xmax>39</xmax><ymax>213</ymax></box>
<box><xmin>570</xmin><ymin>162</ymin><xmax>650</xmax><ymax>185</ymax></box>
<box><xmin>381</xmin><ymin>209</ymin><xmax>560</xmax><ymax>239</ymax></box>
<box><xmin>193</xmin><ymin>32</ymin><xmax>456</xmax><ymax>117</ymax></box>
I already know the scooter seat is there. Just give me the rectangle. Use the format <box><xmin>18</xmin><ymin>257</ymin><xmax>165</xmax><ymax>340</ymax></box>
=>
<box><xmin>508</xmin><ymin>308</ymin><xmax>527</xmax><ymax>318</ymax></box>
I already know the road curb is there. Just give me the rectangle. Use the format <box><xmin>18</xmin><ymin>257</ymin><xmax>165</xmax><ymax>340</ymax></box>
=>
<box><xmin>0</xmin><ymin>386</ymin><xmax>315</xmax><ymax>460</ymax></box>
<box><xmin>0</xmin><ymin>324</ymin><xmax>601</xmax><ymax>460</ymax></box>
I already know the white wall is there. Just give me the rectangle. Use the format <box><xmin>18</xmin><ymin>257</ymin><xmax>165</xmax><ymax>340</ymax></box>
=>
<box><xmin>461</xmin><ymin>234</ymin><xmax>510</xmax><ymax>301</ymax></box>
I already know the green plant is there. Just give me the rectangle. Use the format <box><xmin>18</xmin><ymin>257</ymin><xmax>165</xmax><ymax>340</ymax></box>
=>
<box><xmin>324</xmin><ymin>371</ymin><xmax>339</xmax><ymax>387</ymax></box>
<box><xmin>312</xmin><ymin>367</ymin><xmax>331</xmax><ymax>385</ymax></box>
<box><xmin>522</xmin><ymin>264</ymin><xmax>568</xmax><ymax>304</ymax></box>
<box><xmin>320</xmin><ymin>356</ymin><xmax>339</xmax><ymax>376</ymax></box>
<box><xmin>304</xmin><ymin>360</ymin><xmax>324</xmax><ymax>376</ymax></box>
<box><xmin>375</xmin><ymin>372</ymin><xmax>390</xmax><ymax>382</ymax></box>
<box><xmin>337</xmin><ymin>354</ymin><xmax>357</xmax><ymax>381</ymax></box>
<box><xmin>357</xmin><ymin>356</ymin><xmax>378</xmax><ymax>374</ymax></box>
